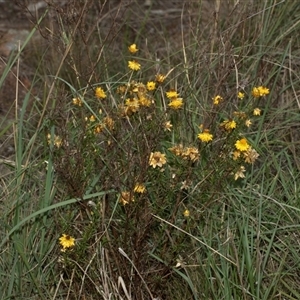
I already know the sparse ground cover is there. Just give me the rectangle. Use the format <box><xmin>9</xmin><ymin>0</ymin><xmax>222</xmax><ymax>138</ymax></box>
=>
<box><xmin>1</xmin><ymin>0</ymin><xmax>300</xmax><ymax>299</ymax></box>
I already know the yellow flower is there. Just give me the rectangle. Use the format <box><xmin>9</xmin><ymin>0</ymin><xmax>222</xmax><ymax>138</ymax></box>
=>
<box><xmin>128</xmin><ymin>43</ymin><xmax>138</xmax><ymax>54</ymax></box>
<box><xmin>183</xmin><ymin>209</ymin><xmax>190</xmax><ymax>217</ymax></box>
<box><xmin>164</xmin><ymin>121</ymin><xmax>173</xmax><ymax>131</ymax></box>
<box><xmin>252</xmin><ymin>86</ymin><xmax>269</xmax><ymax>98</ymax></box>
<box><xmin>125</xmin><ymin>98</ymin><xmax>139</xmax><ymax>113</ymax></box>
<box><xmin>243</xmin><ymin>147</ymin><xmax>259</xmax><ymax>164</ymax></box>
<box><xmin>233</xmin><ymin>111</ymin><xmax>247</xmax><ymax>119</ymax></box>
<box><xmin>232</xmin><ymin>150</ymin><xmax>241</xmax><ymax>160</ymax></box>
<box><xmin>117</xmin><ymin>85</ymin><xmax>127</xmax><ymax>95</ymax></box>
<box><xmin>59</xmin><ymin>234</ymin><xmax>75</xmax><ymax>250</ymax></box>
<box><xmin>235</xmin><ymin>138</ymin><xmax>250</xmax><ymax>152</ymax></box>
<box><xmin>72</xmin><ymin>97</ymin><xmax>82</xmax><ymax>106</ymax></box>
<box><xmin>166</xmin><ymin>90</ymin><xmax>179</xmax><ymax>99</ymax></box>
<box><xmin>134</xmin><ymin>183</ymin><xmax>146</xmax><ymax>193</ymax></box>
<box><xmin>245</xmin><ymin>119</ymin><xmax>252</xmax><ymax>127</ymax></box>
<box><xmin>138</xmin><ymin>95</ymin><xmax>152</xmax><ymax>107</ymax></box>
<box><xmin>168</xmin><ymin>98</ymin><xmax>183</xmax><ymax>109</ymax></box>
<box><xmin>119</xmin><ymin>191</ymin><xmax>135</xmax><ymax>205</ymax></box>
<box><xmin>94</xmin><ymin>124</ymin><xmax>103</xmax><ymax>134</ymax></box>
<box><xmin>234</xmin><ymin>166</ymin><xmax>246</xmax><ymax>180</ymax></box>
<box><xmin>128</xmin><ymin>60</ymin><xmax>141</xmax><ymax>71</ymax></box>
<box><xmin>149</xmin><ymin>151</ymin><xmax>167</xmax><ymax>168</ymax></box>
<box><xmin>132</xmin><ymin>82</ymin><xmax>147</xmax><ymax>95</ymax></box>
<box><xmin>146</xmin><ymin>81</ymin><xmax>156</xmax><ymax>91</ymax></box>
<box><xmin>212</xmin><ymin>95</ymin><xmax>223</xmax><ymax>105</ymax></box>
<box><xmin>198</xmin><ymin>129</ymin><xmax>213</xmax><ymax>143</ymax></box>
<box><xmin>237</xmin><ymin>92</ymin><xmax>245</xmax><ymax>99</ymax></box>
<box><xmin>253</xmin><ymin>108</ymin><xmax>261</xmax><ymax>116</ymax></box>
<box><xmin>95</xmin><ymin>87</ymin><xmax>107</xmax><ymax>99</ymax></box>
<box><xmin>89</xmin><ymin>115</ymin><xmax>96</xmax><ymax>122</ymax></box>
<box><xmin>169</xmin><ymin>144</ymin><xmax>184</xmax><ymax>156</ymax></box>
<box><xmin>103</xmin><ymin>116</ymin><xmax>115</xmax><ymax>130</ymax></box>
<box><xmin>220</xmin><ymin>119</ymin><xmax>236</xmax><ymax>131</ymax></box>
<box><xmin>47</xmin><ymin>134</ymin><xmax>62</xmax><ymax>148</ymax></box>
<box><xmin>155</xmin><ymin>74</ymin><xmax>165</xmax><ymax>83</ymax></box>
<box><xmin>182</xmin><ymin>147</ymin><xmax>199</xmax><ymax>162</ymax></box>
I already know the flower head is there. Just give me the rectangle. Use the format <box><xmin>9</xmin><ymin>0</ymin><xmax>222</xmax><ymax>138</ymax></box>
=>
<box><xmin>95</xmin><ymin>87</ymin><xmax>107</xmax><ymax>99</ymax></box>
<box><xmin>183</xmin><ymin>209</ymin><xmax>190</xmax><ymax>217</ymax></box>
<box><xmin>89</xmin><ymin>115</ymin><xmax>96</xmax><ymax>122</ymax></box>
<box><xmin>138</xmin><ymin>96</ymin><xmax>152</xmax><ymax>107</ymax></box>
<box><xmin>232</xmin><ymin>150</ymin><xmax>241</xmax><ymax>160</ymax></box>
<box><xmin>168</xmin><ymin>98</ymin><xmax>183</xmax><ymax>110</ymax></box>
<box><xmin>134</xmin><ymin>183</ymin><xmax>146</xmax><ymax>194</ymax></box>
<box><xmin>128</xmin><ymin>43</ymin><xmax>138</xmax><ymax>54</ymax></box>
<box><xmin>164</xmin><ymin>121</ymin><xmax>173</xmax><ymax>131</ymax></box>
<box><xmin>245</xmin><ymin>119</ymin><xmax>252</xmax><ymax>127</ymax></box>
<box><xmin>146</xmin><ymin>81</ymin><xmax>156</xmax><ymax>91</ymax></box>
<box><xmin>128</xmin><ymin>60</ymin><xmax>141</xmax><ymax>71</ymax></box>
<box><xmin>59</xmin><ymin>234</ymin><xmax>75</xmax><ymax>251</ymax></box>
<box><xmin>125</xmin><ymin>98</ymin><xmax>140</xmax><ymax>113</ymax></box>
<box><xmin>149</xmin><ymin>151</ymin><xmax>167</xmax><ymax>168</ymax></box>
<box><xmin>237</xmin><ymin>92</ymin><xmax>245</xmax><ymax>99</ymax></box>
<box><xmin>155</xmin><ymin>74</ymin><xmax>165</xmax><ymax>83</ymax></box>
<box><xmin>235</xmin><ymin>138</ymin><xmax>250</xmax><ymax>152</ymax></box>
<box><xmin>253</xmin><ymin>108</ymin><xmax>261</xmax><ymax>116</ymax></box>
<box><xmin>252</xmin><ymin>86</ymin><xmax>269</xmax><ymax>98</ymax></box>
<box><xmin>119</xmin><ymin>191</ymin><xmax>135</xmax><ymax>205</ymax></box>
<box><xmin>182</xmin><ymin>147</ymin><xmax>199</xmax><ymax>162</ymax></box>
<box><xmin>166</xmin><ymin>90</ymin><xmax>179</xmax><ymax>99</ymax></box>
<box><xmin>198</xmin><ymin>129</ymin><xmax>213</xmax><ymax>143</ymax></box>
<box><xmin>72</xmin><ymin>97</ymin><xmax>83</xmax><ymax>106</ymax></box>
<box><xmin>220</xmin><ymin>119</ymin><xmax>236</xmax><ymax>131</ymax></box>
<box><xmin>213</xmin><ymin>95</ymin><xmax>223</xmax><ymax>105</ymax></box>
<box><xmin>243</xmin><ymin>147</ymin><xmax>259</xmax><ymax>164</ymax></box>
<box><xmin>169</xmin><ymin>144</ymin><xmax>199</xmax><ymax>162</ymax></box>
<box><xmin>47</xmin><ymin>134</ymin><xmax>62</xmax><ymax>148</ymax></box>
<box><xmin>234</xmin><ymin>166</ymin><xmax>246</xmax><ymax>180</ymax></box>
<box><xmin>103</xmin><ymin>116</ymin><xmax>115</xmax><ymax>130</ymax></box>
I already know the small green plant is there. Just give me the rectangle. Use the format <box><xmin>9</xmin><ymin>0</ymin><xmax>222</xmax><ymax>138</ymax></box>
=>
<box><xmin>47</xmin><ymin>39</ymin><xmax>270</xmax><ymax>298</ymax></box>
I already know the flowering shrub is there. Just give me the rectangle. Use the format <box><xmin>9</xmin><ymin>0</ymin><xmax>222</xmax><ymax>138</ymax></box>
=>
<box><xmin>49</xmin><ymin>43</ymin><xmax>269</xmax><ymax>294</ymax></box>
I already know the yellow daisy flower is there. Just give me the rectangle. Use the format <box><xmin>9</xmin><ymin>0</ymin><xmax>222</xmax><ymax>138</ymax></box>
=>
<box><xmin>168</xmin><ymin>98</ymin><xmax>183</xmax><ymax>110</ymax></box>
<box><xmin>72</xmin><ymin>97</ymin><xmax>82</xmax><ymax>106</ymax></box>
<box><xmin>95</xmin><ymin>87</ymin><xmax>107</xmax><ymax>99</ymax></box>
<box><xmin>149</xmin><ymin>151</ymin><xmax>167</xmax><ymax>168</ymax></box>
<box><xmin>128</xmin><ymin>60</ymin><xmax>141</xmax><ymax>71</ymax></box>
<box><xmin>252</xmin><ymin>86</ymin><xmax>269</xmax><ymax>98</ymax></box>
<box><xmin>59</xmin><ymin>234</ymin><xmax>75</xmax><ymax>250</ymax></box>
<box><xmin>212</xmin><ymin>95</ymin><xmax>223</xmax><ymax>105</ymax></box>
<box><xmin>155</xmin><ymin>74</ymin><xmax>165</xmax><ymax>83</ymax></box>
<box><xmin>47</xmin><ymin>134</ymin><xmax>62</xmax><ymax>148</ymax></box>
<box><xmin>234</xmin><ymin>166</ymin><xmax>246</xmax><ymax>180</ymax></box>
<box><xmin>235</xmin><ymin>138</ymin><xmax>250</xmax><ymax>152</ymax></box>
<box><xmin>183</xmin><ymin>209</ymin><xmax>190</xmax><ymax>217</ymax></box>
<box><xmin>146</xmin><ymin>81</ymin><xmax>156</xmax><ymax>91</ymax></box>
<box><xmin>220</xmin><ymin>119</ymin><xmax>236</xmax><ymax>131</ymax></box>
<box><xmin>245</xmin><ymin>119</ymin><xmax>252</xmax><ymax>127</ymax></box>
<box><xmin>243</xmin><ymin>147</ymin><xmax>259</xmax><ymax>164</ymax></box>
<box><xmin>119</xmin><ymin>191</ymin><xmax>135</xmax><ymax>205</ymax></box>
<box><xmin>198</xmin><ymin>129</ymin><xmax>213</xmax><ymax>143</ymax></box>
<box><xmin>166</xmin><ymin>90</ymin><xmax>179</xmax><ymax>99</ymax></box>
<box><xmin>128</xmin><ymin>43</ymin><xmax>138</xmax><ymax>54</ymax></box>
<box><xmin>253</xmin><ymin>108</ymin><xmax>261</xmax><ymax>115</ymax></box>
<box><xmin>164</xmin><ymin>121</ymin><xmax>173</xmax><ymax>131</ymax></box>
<box><xmin>237</xmin><ymin>92</ymin><xmax>245</xmax><ymax>99</ymax></box>
<box><xmin>134</xmin><ymin>183</ymin><xmax>146</xmax><ymax>194</ymax></box>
